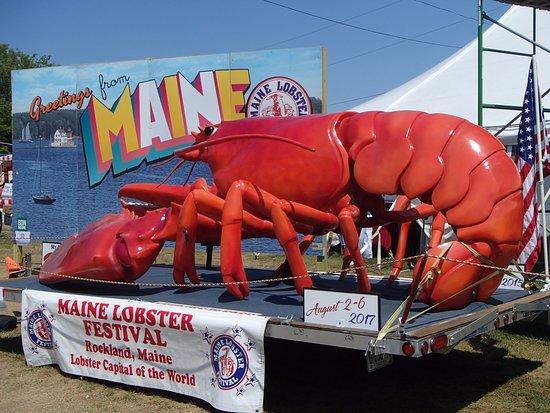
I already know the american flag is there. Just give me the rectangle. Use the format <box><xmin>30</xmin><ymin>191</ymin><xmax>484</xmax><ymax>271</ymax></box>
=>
<box><xmin>516</xmin><ymin>60</ymin><xmax>544</xmax><ymax>271</ymax></box>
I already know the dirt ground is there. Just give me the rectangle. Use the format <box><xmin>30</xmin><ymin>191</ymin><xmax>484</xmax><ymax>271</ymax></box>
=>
<box><xmin>0</xmin><ymin>225</ymin><xmax>549</xmax><ymax>412</ymax></box>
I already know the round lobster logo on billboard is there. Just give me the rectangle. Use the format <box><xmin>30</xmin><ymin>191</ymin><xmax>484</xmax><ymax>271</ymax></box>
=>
<box><xmin>27</xmin><ymin>310</ymin><xmax>54</xmax><ymax>349</ymax></box>
<box><xmin>211</xmin><ymin>335</ymin><xmax>248</xmax><ymax>390</ymax></box>
<box><xmin>246</xmin><ymin>76</ymin><xmax>312</xmax><ymax>117</ymax></box>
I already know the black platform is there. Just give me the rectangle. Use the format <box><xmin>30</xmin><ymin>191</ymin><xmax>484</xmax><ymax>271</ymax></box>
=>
<box><xmin>0</xmin><ymin>265</ymin><xmax>530</xmax><ymax>330</ymax></box>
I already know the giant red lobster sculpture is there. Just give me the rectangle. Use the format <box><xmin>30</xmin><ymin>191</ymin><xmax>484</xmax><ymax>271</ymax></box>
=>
<box><xmin>39</xmin><ymin>111</ymin><xmax>524</xmax><ymax>310</ymax></box>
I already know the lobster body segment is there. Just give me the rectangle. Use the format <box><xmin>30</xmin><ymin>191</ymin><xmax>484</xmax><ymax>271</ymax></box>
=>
<box><xmin>200</xmin><ymin>113</ymin><xmax>353</xmax><ymax>210</ymax></box>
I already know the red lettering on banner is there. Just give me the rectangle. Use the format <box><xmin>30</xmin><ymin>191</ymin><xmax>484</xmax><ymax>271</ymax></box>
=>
<box><xmin>70</xmin><ymin>353</ymin><xmax>101</xmax><ymax>369</ymax></box>
<box><xmin>82</xmin><ymin>320</ymin><xmax>169</xmax><ymax>347</ymax></box>
<box><xmin>143</xmin><ymin>328</ymin><xmax>167</xmax><ymax>347</ymax></box>
<box><xmin>58</xmin><ymin>299</ymin><xmax>109</xmax><ymax>319</ymax></box>
<box><xmin>166</xmin><ymin>369</ymin><xmax>197</xmax><ymax>386</ymax></box>
<box><xmin>112</xmin><ymin>304</ymin><xmax>194</xmax><ymax>332</ymax></box>
<box><xmin>180</xmin><ymin>314</ymin><xmax>194</xmax><ymax>331</ymax></box>
<box><xmin>137</xmin><ymin>348</ymin><xmax>173</xmax><ymax>364</ymax></box>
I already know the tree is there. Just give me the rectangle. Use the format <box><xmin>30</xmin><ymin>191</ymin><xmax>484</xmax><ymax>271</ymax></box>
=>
<box><xmin>0</xmin><ymin>44</ymin><xmax>54</xmax><ymax>145</ymax></box>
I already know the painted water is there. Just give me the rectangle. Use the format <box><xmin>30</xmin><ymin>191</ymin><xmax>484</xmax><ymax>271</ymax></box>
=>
<box><xmin>13</xmin><ymin>139</ymin><xmax>286</xmax><ymax>253</ymax></box>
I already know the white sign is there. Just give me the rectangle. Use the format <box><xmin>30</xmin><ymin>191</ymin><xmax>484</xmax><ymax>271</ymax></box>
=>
<box><xmin>22</xmin><ymin>290</ymin><xmax>269</xmax><ymax>413</ymax></box>
<box><xmin>303</xmin><ymin>289</ymin><xmax>380</xmax><ymax>332</ymax></box>
<box><xmin>2</xmin><ymin>183</ymin><xmax>12</xmax><ymax>198</ymax></box>
<box><xmin>15</xmin><ymin>230</ymin><xmax>31</xmax><ymax>245</ymax></box>
<box><xmin>499</xmin><ymin>273</ymin><xmax>525</xmax><ymax>291</ymax></box>
<box><xmin>42</xmin><ymin>242</ymin><xmax>61</xmax><ymax>263</ymax></box>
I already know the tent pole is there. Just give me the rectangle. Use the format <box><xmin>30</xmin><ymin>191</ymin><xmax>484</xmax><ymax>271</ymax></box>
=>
<box><xmin>533</xmin><ymin>57</ymin><xmax>550</xmax><ymax>281</ymax></box>
<box><xmin>477</xmin><ymin>0</ymin><xmax>484</xmax><ymax>126</ymax></box>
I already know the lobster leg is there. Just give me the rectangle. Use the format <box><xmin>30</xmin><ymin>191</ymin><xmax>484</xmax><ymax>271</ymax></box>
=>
<box><xmin>272</xmin><ymin>234</ymin><xmax>315</xmax><ymax>284</ymax></box>
<box><xmin>171</xmin><ymin>179</ymin><xmax>219</xmax><ymax>285</ymax></box>
<box><xmin>271</xmin><ymin>204</ymin><xmax>312</xmax><ymax>293</ymax></box>
<box><xmin>174</xmin><ymin>192</ymin><xmax>202</xmax><ymax>285</ymax></box>
<box><xmin>429</xmin><ymin>212</ymin><xmax>446</xmax><ymax>246</ymax></box>
<box><xmin>361</xmin><ymin>194</ymin><xmax>438</xmax><ymax>225</ymax></box>
<box><xmin>174</xmin><ymin>186</ymin><xmax>274</xmax><ymax>296</ymax></box>
<box><xmin>388</xmin><ymin>221</ymin><xmax>412</xmax><ymax>285</ymax></box>
<box><xmin>389</xmin><ymin>210</ymin><xmax>447</xmax><ymax>285</ymax></box>
<box><xmin>339</xmin><ymin>246</ymin><xmax>353</xmax><ymax>279</ymax></box>
<box><xmin>222</xmin><ymin>180</ymin><xmax>339</xmax><ymax>297</ymax></box>
<box><xmin>338</xmin><ymin>206</ymin><xmax>371</xmax><ymax>292</ymax></box>
<box><xmin>387</xmin><ymin>196</ymin><xmax>412</xmax><ymax>284</ymax></box>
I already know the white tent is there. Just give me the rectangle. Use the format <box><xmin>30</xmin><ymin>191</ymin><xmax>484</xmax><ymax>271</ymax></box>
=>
<box><xmin>352</xmin><ymin>5</ymin><xmax>550</xmax><ymax>145</ymax></box>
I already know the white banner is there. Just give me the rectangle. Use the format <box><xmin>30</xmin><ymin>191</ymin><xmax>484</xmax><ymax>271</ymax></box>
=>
<box><xmin>22</xmin><ymin>289</ymin><xmax>269</xmax><ymax>412</ymax></box>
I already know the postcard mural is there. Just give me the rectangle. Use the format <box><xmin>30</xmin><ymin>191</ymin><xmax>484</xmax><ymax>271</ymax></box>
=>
<box><xmin>12</xmin><ymin>47</ymin><xmax>325</xmax><ymax>249</ymax></box>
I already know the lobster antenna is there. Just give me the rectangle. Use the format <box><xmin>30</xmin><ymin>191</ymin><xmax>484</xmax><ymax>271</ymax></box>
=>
<box><xmin>156</xmin><ymin>159</ymin><xmax>186</xmax><ymax>187</ymax></box>
<box><xmin>183</xmin><ymin>161</ymin><xmax>197</xmax><ymax>185</ymax></box>
<box><xmin>151</xmin><ymin>155</ymin><xmax>175</xmax><ymax>168</ymax></box>
<box><xmin>174</xmin><ymin>133</ymin><xmax>316</xmax><ymax>157</ymax></box>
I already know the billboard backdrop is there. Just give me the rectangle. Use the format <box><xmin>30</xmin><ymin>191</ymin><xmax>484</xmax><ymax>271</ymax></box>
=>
<box><xmin>12</xmin><ymin>47</ymin><xmax>325</xmax><ymax>250</ymax></box>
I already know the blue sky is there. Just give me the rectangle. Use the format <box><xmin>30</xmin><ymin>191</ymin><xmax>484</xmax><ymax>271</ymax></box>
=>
<box><xmin>1</xmin><ymin>0</ymin><xmax>508</xmax><ymax>111</ymax></box>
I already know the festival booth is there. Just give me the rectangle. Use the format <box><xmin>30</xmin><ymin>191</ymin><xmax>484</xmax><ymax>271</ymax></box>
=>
<box><xmin>2</xmin><ymin>11</ymin><xmax>550</xmax><ymax>413</ymax></box>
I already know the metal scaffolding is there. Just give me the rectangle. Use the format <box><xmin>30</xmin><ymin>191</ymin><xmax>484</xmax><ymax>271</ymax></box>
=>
<box><xmin>477</xmin><ymin>0</ymin><xmax>550</xmax><ymax>280</ymax></box>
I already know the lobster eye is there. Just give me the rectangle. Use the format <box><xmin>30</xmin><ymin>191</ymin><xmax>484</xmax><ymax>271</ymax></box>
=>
<box><xmin>204</xmin><ymin>125</ymin><xmax>216</xmax><ymax>136</ymax></box>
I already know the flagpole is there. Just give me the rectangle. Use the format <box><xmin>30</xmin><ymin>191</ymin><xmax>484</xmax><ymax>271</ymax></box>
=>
<box><xmin>532</xmin><ymin>56</ymin><xmax>550</xmax><ymax>281</ymax></box>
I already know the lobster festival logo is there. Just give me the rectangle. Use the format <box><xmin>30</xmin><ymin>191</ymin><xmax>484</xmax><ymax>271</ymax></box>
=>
<box><xmin>80</xmin><ymin>69</ymin><xmax>251</xmax><ymax>187</ymax></box>
<box><xmin>210</xmin><ymin>335</ymin><xmax>249</xmax><ymax>390</ymax></box>
<box><xmin>26</xmin><ymin>309</ymin><xmax>54</xmax><ymax>349</ymax></box>
<box><xmin>246</xmin><ymin>76</ymin><xmax>312</xmax><ymax>117</ymax></box>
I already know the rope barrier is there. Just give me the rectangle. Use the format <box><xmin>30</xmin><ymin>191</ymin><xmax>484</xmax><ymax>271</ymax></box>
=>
<box><xmin>11</xmin><ymin>260</ymin><xmax>317</xmax><ymax>288</ymax></box>
<box><xmin>4</xmin><ymin>245</ymin><xmax>547</xmax><ymax>289</ymax></box>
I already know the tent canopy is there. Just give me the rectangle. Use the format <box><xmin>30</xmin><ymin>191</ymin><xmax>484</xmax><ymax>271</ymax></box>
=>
<box><xmin>352</xmin><ymin>5</ymin><xmax>550</xmax><ymax>144</ymax></box>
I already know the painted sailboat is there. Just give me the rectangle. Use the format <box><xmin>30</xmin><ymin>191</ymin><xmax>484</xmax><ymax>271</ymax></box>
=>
<box><xmin>33</xmin><ymin>139</ymin><xmax>55</xmax><ymax>204</ymax></box>
<box><xmin>20</xmin><ymin>123</ymin><xmax>33</xmax><ymax>143</ymax></box>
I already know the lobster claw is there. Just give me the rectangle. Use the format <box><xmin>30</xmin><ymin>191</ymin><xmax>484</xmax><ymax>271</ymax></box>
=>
<box><xmin>39</xmin><ymin>209</ymin><xmax>169</xmax><ymax>285</ymax></box>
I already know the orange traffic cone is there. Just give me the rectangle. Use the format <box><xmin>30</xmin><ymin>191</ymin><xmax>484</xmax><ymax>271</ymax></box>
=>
<box><xmin>5</xmin><ymin>256</ymin><xmax>24</xmax><ymax>278</ymax></box>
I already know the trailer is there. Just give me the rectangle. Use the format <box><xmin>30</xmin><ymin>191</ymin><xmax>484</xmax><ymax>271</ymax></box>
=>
<box><xmin>1</xmin><ymin>265</ymin><xmax>549</xmax><ymax>373</ymax></box>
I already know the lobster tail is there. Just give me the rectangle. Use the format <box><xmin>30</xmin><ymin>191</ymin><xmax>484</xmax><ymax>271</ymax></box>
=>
<box><xmin>343</xmin><ymin>111</ymin><xmax>525</xmax><ymax>310</ymax></box>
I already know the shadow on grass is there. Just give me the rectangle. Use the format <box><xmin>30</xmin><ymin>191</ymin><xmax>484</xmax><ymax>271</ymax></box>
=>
<box><xmin>263</xmin><ymin>338</ymin><xmax>543</xmax><ymax>413</ymax></box>
<box><xmin>500</xmin><ymin>317</ymin><xmax>550</xmax><ymax>341</ymax></box>
<box><xmin>0</xmin><ymin>333</ymin><xmax>23</xmax><ymax>354</ymax></box>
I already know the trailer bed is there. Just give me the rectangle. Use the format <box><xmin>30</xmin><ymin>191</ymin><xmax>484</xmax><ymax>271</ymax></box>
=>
<box><xmin>1</xmin><ymin>265</ymin><xmax>549</xmax><ymax>359</ymax></box>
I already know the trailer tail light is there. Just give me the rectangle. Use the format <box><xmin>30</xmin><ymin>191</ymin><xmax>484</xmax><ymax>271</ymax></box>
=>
<box><xmin>503</xmin><ymin>314</ymin><xmax>510</xmax><ymax>325</ymax></box>
<box><xmin>430</xmin><ymin>334</ymin><xmax>448</xmax><ymax>352</ymax></box>
<box><xmin>512</xmin><ymin>312</ymin><xmax>518</xmax><ymax>322</ymax></box>
<box><xmin>420</xmin><ymin>341</ymin><xmax>429</xmax><ymax>355</ymax></box>
<box><xmin>494</xmin><ymin>317</ymin><xmax>500</xmax><ymax>329</ymax></box>
<box><xmin>402</xmin><ymin>342</ymin><xmax>415</xmax><ymax>356</ymax></box>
